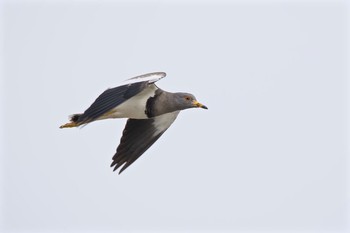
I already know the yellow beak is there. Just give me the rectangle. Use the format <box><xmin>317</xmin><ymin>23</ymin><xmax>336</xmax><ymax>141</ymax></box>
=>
<box><xmin>193</xmin><ymin>100</ymin><xmax>208</xmax><ymax>109</ymax></box>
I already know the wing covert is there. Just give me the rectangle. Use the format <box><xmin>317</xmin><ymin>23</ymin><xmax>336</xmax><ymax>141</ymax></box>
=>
<box><xmin>76</xmin><ymin>82</ymin><xmax>147</xmax><ymax>124</ymax></box>
<box><xmin>75</xmin><ymin>72</ymin><xmax>166</xmax><ymax>124</ymax></box>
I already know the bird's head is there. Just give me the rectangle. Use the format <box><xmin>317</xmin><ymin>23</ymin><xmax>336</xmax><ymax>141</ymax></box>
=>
<box><xmin>173</xmin><ymin>93</ymin><xmax>208</xmax><ymax>110</ymax></box>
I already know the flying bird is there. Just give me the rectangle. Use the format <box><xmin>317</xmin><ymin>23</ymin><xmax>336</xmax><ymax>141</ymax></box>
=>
<box><xmin>60</xmin><ymin>72</ymin><xmax>207</xmax><ymax>174</ymax></box>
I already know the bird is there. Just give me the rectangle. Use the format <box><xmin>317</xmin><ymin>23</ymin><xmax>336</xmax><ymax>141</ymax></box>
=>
<box><xmin>59</xmin><ymin>72</ymin><xmax>207</xmax><ymax>174</ymax></box>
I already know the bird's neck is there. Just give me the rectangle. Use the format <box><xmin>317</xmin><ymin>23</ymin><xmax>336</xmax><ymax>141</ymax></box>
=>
<box><xmin>145</xmin><ymin>90</ymin><xmax>179</xmax><ymax>118</ymax></box>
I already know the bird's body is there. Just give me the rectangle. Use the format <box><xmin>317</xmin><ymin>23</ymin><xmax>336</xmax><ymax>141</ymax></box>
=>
<box><xmin>60</xmin><ymin>72</ymin><xmax>207</xmax><ymax>174</ymax></box>
<box><xmin>102</xmin><ymin>84</ymin><xmax>158</xmax><ymax>119</ymax></box>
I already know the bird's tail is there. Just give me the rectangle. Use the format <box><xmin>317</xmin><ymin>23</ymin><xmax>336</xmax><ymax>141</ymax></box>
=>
<box><xmin>59</xmin><ymin>113</ymin><xmax>83</xmax><ymax>128</ymax></box>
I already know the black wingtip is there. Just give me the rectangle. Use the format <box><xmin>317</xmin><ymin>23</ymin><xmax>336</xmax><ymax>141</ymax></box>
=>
<box><xmin>118</xmin><ymin>164</ymin><xmax>129</xmax><ymax>174</ymax></box>
<box><xmin>111</xmin><ymin>160</ymin><xmax>127</xmax><ymax>174</ymax></box>
<box><xmin>112</xmin><ymin>164</ymin><xmax>119</xmax><ymax>172</ymax></box>
<box><xmin>110</xmin><ymin>165</ymin><xmax>126</xmax><ymax>175</ymax></box>
<box><xmin>110</xmin><ymin>160</ymin><xmax>117</xmax><ymax>168</ymax></box>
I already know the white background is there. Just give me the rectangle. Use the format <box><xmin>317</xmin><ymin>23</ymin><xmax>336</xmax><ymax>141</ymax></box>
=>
<box><xmin>1</xmin><ymin>0</ymin><xmax>349</xmax><ymax>232</ymax></box>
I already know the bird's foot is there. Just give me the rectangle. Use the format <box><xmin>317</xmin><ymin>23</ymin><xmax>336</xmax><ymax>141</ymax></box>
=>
<box><xmin>59</xmin><ymin>122</ymin><xmax>78</xmax><ymax>128</ymax></box>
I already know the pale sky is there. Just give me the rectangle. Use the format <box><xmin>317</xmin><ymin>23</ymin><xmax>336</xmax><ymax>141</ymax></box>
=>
<box><xmin>1</xmin><ymin>0</ymin><xmax>349</xmax><ymax>232</ymax></box>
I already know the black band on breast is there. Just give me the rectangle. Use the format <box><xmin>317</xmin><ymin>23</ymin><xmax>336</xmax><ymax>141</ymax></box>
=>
<box><xmin>145</xmin><ymin>96</ymin><xmax>156</xmax><ymax>118</ymax></box>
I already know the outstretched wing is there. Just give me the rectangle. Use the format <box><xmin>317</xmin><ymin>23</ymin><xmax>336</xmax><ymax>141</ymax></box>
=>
<box><xmin>75</xmin><ymin>72</ymin><xmax>166</xmax><ymax>124</ymax></box>
<box><xmin>111</xmin><ymin>111</ymin><xmax>180</xmax><ymax>174</ymax></box>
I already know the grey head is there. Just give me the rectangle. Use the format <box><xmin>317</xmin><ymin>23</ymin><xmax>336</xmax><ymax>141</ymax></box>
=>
<box><xmin>147</xmin><ymin>90</ymin><xmax>208</xmax><ymax>117</ymax></box>
<box><xmin>171</xmin><ymin>92</ymin><xmax>208</xmax><ymax>111</ymax></box>
<box><xmin>146</xmin><ymin>89</ymin><xmax>208</xmax><ymax>117</ymax></box>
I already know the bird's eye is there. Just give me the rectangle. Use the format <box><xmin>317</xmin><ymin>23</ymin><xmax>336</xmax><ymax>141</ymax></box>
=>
<box><xmin>185</xmin><ymin>96</ymin><xmax>191</xmax><ymax>101</ymax></box>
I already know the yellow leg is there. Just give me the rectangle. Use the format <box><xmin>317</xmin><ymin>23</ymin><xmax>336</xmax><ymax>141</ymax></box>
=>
<box><xmin>59</xmin><ymin>122</ymin><xmax>78</xmax><ymax>129</ymax></box>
